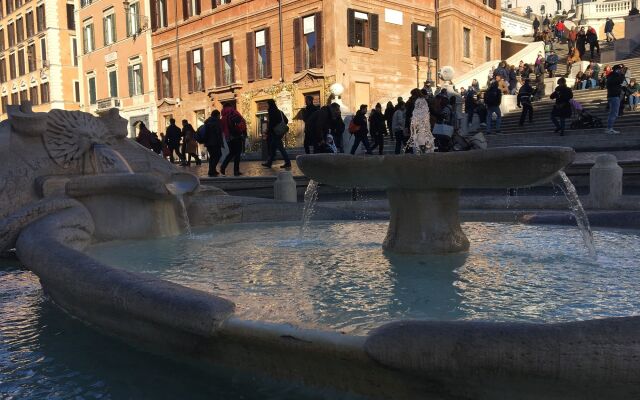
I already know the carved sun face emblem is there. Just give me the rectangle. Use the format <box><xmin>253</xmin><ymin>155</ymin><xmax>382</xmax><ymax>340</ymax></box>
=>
<box><xmin>43</xmin><ymin>110</ymin><xmax>113</xmax><ymax>168</ymax></box>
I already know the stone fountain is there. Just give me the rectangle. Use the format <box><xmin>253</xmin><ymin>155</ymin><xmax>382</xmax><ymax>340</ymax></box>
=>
<box><xmin>296</xmin><ymin>148</ymin><xmax>575</xmax><ymax>253</ymax></box>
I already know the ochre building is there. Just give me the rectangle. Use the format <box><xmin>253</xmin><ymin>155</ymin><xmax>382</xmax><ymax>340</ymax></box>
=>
<box><xmin>151</xmin><ymin>0</ymin><xmax>501</xmax><ymax>145</ymax></box>
<box><xmin>0</xmin><ymin>0</ymin><xmax>80</xmax><ymax>118</ymax></box>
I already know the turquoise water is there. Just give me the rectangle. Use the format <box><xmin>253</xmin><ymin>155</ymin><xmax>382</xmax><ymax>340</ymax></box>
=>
<box><xmin>89</xmin><ymin>221</ymin><xmax>640</xmax><ymax>334</ymax></box>
<box><xmin>0</xmin><ymin>259</ymin><xmax>360</xmax><ymax>399</ymax></box>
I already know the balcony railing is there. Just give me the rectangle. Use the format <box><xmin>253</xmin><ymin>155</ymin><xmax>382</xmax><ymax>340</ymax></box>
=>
<box><xmin>96</xmin><ymin>97</ymin><xmax>121</xmax><ymax>111</ymax></box>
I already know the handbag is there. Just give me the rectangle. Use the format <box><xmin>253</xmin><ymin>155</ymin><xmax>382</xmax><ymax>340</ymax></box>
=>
<box><xmin>433</xmin><ymin>123</ymin><xmax>454</xmax><ymax>137</ymax></box>
<box><xmin>273</xmin><ymin>111</ymin><xmax>289</xmax><ymax>137</ymax></box>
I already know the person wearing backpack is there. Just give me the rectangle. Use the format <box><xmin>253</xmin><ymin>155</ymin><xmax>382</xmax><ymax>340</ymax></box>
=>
<box><xmin>204</xmin><ymin>110</ymin><xmax>224</xmax><ymax>177</ymax></box>
<box><xmin>220</xmin><ymin>104</ymin><xmax>246</xmax><ymax>176</ymax></box>
<box><xmin>484</xmin><ymin>78</ymin><xmax>503</xmax><ymax>134</ymax></box>
<box><xmin>349</xmin><ymin>104</ymin><xmax>373</xmax><ymax>155</ymax></box>
<box><xmin>262</xmin><ymin>99</ymin><xmax>291</xmax><ymax>169</ymax></box>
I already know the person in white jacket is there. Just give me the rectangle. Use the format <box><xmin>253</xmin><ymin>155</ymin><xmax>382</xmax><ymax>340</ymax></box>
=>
<box><xmin>392</xmin><ymin>101</ymin><xmax>407</xmax><ymax>154</ymax></box>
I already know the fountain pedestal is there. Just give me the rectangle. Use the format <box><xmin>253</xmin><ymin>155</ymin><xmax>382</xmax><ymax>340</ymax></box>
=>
<box><xmin>297</xmin><ymin>148</ymin><xmax>575</xmax><ymax>254</ymax></box>
<box><xmin>384</xmin><ymin>189</ymin><xmax>469</xmax><ymax>253</ymax></box>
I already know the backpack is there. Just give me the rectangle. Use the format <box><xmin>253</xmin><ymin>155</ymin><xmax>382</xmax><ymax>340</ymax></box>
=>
<box><xmin>228</xmin><ymin>113</ymin><xmax>247</xmax><ymax>138</ymax></box>
<box><xmin>195</xmin><ymin>124</ymin><xmax>207</xmax><ymax>144</ymax></box>
<box><xmin>348</xmin><ymin>119</ymin><xmax>360</xmax><ymax>134</ymax></box>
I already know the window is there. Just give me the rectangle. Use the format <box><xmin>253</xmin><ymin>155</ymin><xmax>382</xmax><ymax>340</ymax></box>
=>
<box><xmin>187</xmin><ymin>47</ymin><xmax>204</xmax><ymax>91</ymax></box>
<box><xmin>17</xmin><ymin>48</ymin><xmax>24</xmax><ymax>75</ymax></box>
<box><xmin>411</xmin><ymin>24</ymin><xmax>434</xmax><ymax>57</ymax></box>
<box><xmin>0</xmin><ymin>2</ymin><xmax>3</xmax><ymax>19</ymax></box>
<box><xmin>8</xmin><ymin>22</ymin><xmax>14</xmax><ymax>47</ymax></box>
<box><xmin>128</xmin><ymin>59</ymin><xmax>143</xmax><ymax>96</ymax></box>
<box><xmin>0</xmin><ymin>29</ymin><xmax>4</xmax><ymax>51</ymax></box>
<box><xmin>214</xmin><ymin>41</ymin><xmax>232</xmax><ymax>87</ymax></box>
<box><xmin>80</xmin><ymin>0</ymin><xmax>91</xmax><ymax>7</ymax></box>
<box><xmin>26</xmin><ymin>12</ymin><xmax>33</xmax><ymax>37</ymax></box>
<box><xmin>246</xmin><ymin>28</ymin><xmax>271</xmax><ymax>82</ymax></box>
<box><xmin>9</xmin><ymin>53</ymin><xmax>15</xmax><ymax>79</ymax></box>
<box><xmin>103</xmin><ymin>11</ymin><xmax>116</xmax><ymax>45</ymax></box>
<box><xmin>107</xmin><ymin>67</ymin><xmax>118</xmax><ymax>97</ymax></box>
<box><xmin>40</xmin><ymin>37</ymin><xmax>46</xmax><ymax>61</ymax></box>
<box><xmin>36</xmin><ymin>4</ymin><xmax>45</xmax><ymax>32</ymax></box>
<box><xmin>126</xmin><ymin>2</ymin><xmax>140</xmax><ymax>36</ymax></box>
<box><xmin>182</xmin><ymin>0</ymin><xmax>199</xmax><ymax>19</ymax></box>
<box><xmin>27</xmin><ymin>43</ymin><xmax>35</xmax><ymax>72</ymax></box>
<box><xmin>40</xmin><ymin>81</ymin><xmax>49</xmax><ymax>103</ymax></box>
<box><xmin>293</xmin><ymin>13</ymin><xmax>323</xmax><ymax>73</ymax></box>
<box><xmin>153</xmin><ymin>0</ymin><xmax>167</xmax><ymax>29</ymax></box>
<box><xmin>83</xmin><ymin>22</ymin><xmax>94</xmax><ymax>53</ymax></box>
<box><xmin>29</xmin><ymin>86</ymin><xmax>38</xmax><ymax>105</ymax></box>
<box><xmin>347</xmin><ymin>9</ymin><xmax>379</xmax><ymax>50</ymax></box>
<box><xmin>15</xmin><ymin>17</ymin><xmax>23</xmax><ymax>43</ymax></box>
<box><xmin>212</xmin><ymin>0</ymin><xmax>230</xmax><ymax>6</ymax></box>
<box><xmin>66</xmin><ymin>4</ymin><xmax>74</xmax><ymax>30</ymax></box>
<box><xmin>19</xmin><ymin>89</ymin><xmax>27</xmax><ymax>103</ymax></box>
<box><xmin>11</xmin><ymin>92</ymin><xmax>18</xmax><ymax>104</ymax></box>
<box><xmin>72</xmin><ymin>38</ymin><xmax>77</xmax><ymax>66</ymax></box>
<box><xmin>74</xmin><ymin>81</ymin><xmax>80</xmax><ymax>102</ymax></box>
<box><xmin>5</xmin><ymin>0</ymin><xmax>12</xmax><ymax>15</ymax></box>
<box><xmin>87</xmin><ymin>75</ymin><xmax>96</xmax><ymax>104</ymax></box>
<box><xmin>1</xmin><ymin>96</ymin><xmax>7</xmax><ymax>114</ymax></box>
<box><xmin>0</xmin><ymin>58</ymin><xmax>6</xmax><ymax>83</ymax></box>
<box><xmin>485</xmin><ymin>36</ymin><xmax>492</xmax><ymax>61</ymax></box>
<box><xmin>14</xmin><ymin>0</ymin><xmax>21</xmax><ymax>10</ymax></box>
<box><xmin>463</xmin><ymin>28</ymin><xmax>471</xmax><ymax>58</ymax></box>
<box><xmin>155</xmin><ymin>57</ymin><xmax>172</xmax><ymax>99</ymax></box>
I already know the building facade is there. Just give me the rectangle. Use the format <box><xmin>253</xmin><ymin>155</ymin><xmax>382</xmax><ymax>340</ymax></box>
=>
<box><xmin>0</xmin><ymin>0</ymin><xmax>80</xmax><ymax>118</ymax></box>
<box><xmin>151</xmin><ymin>0</ymin><xmax>501</xmax><ymax>146</ymax></box>
<box><xmin>77</xmin><ymin>0</ymin><xmax>157</xmax><ymax>137</ymax></box>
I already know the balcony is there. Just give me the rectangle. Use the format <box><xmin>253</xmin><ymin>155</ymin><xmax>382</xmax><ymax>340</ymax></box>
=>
<box><xmin>96</xmin><ymin>97</ymin><xmax>121</xmax><ymax>112</ymax></box>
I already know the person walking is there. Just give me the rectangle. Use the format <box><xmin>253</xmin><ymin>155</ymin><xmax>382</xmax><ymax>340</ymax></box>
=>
<box><xmin>135</xmin><ymin>121</ymin><xmax>154</xmax><ymax>150</ymax></box>
<box><xmin>203</xmin><ymin>110</ymin><xmax>224</xmax><ymax>177</ymax></box>
<box><xmin>576</xmin><ymin>27</ymin><xmax>587</xmax><ymax>58</ymax></box>
<box><xmin>464</xmin><ymin>84</ymin><xmax>478</xmax><ymax>126</ymax></box>
<box><xmin>327</xmin><ymin>103</ymin><xmax>346</xmax><ymax>153</ymax></box>
<box><xmin>533</xmin><ymin>17</ymin><xmax>540</xmax><ymax>36</ymax></box>
<box><xmin>567</xmin><ymin>26</ymin><xmax>577</xmax><ymax>52</ymax></box>
<box><xmin>586</xmin><ymin>26</ymin><xmax>600</xmax><ymax>59</ymax></box>
<box><xmin>384</xmin><ymin>101</ymin><xmax>395</xmax><ymax>139</ymax></box>
<box><xmin>550</xmin><ymin>77</ymin><xmax>573</xmax><ymax>135</ymax></box>
<box><xmin>349</xmin><ymin>105</ymin><xmax>373</xmax><ymax>155</ymax></box>
<box><xmin>220</xmin><ymin>104</ymin><xmax>246</xmax><ymax>176</ymax></box>
<box><xmin>606</xmin><ymin>65</ymin><xmax>625</xmax><ymax>134</ymax></box>
<box><xmin>262</xmin><ymin>99</ymin><xmax>292</xmax><ymax>168</ymax></box>
<box><xmin>164</xmin><ymin>118</ymin><xmax>184</xmax><ymax>164</ymax></box>
<box><xmin>302</xmin><ymin>95</ymin><xmax>319</xmax><ymax>154</ymax></box>
<box><xmin>534</xmin><ymin>52</ymin><xmax>545</xmax><ymax>77</ymax></box>
<box><xmin>604</xmin><ymin>17</ymin><xmax>616</xmax><ymax>42</ymax></box>
<box><xmin>546</xmin><ymin>50</ymin><xmax>559</xmax><ymax>78</ymax></box>
<box><xmin>369</xmin><ymin>103</ymin><xmax>387</xmax><ymax>155</ymax></box>
<box><xmin>392</xmin><ymin>101</ymin><xmax>407</xmax><ymax>154</ymax></box>
<box><xmin>517</xmin><ymin>79</ymin><xmax>535</xmax><ymax>126</ymax></box>
<box><xmin>484</xmin><ymin>77</ymin><xmax>503</xmax><ymax>134</ymax></box>
<box><xmin>181</xmin><ymin>120</ymin><xmax>201</xmax><ymax>166</ymax></box>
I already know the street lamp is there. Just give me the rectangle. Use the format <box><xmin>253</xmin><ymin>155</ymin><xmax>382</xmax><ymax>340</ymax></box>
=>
<box><xmin>426</xmin><ymin>25</ymin><xmax>433</xmax><ymax>85</ymax></box>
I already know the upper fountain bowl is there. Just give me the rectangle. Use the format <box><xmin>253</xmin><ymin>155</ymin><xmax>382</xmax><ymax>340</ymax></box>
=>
<box><xmin>296</xmin><ymin>147</ymin><xmax>575</xmax><ymax>190</ymax></box>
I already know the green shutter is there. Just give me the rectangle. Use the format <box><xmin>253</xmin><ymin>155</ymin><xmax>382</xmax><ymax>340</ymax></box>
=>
<box><xmin>128</xmin><ymin>65</ymin><xmax>134</xmax><ymax>96</ymax></box>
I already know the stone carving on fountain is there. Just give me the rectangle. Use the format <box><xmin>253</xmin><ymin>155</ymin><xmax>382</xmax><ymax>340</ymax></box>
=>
<box><xmin>0</xmin><ymin>103</ymin><xmax>199</xmax><ymax>253</ymax></box>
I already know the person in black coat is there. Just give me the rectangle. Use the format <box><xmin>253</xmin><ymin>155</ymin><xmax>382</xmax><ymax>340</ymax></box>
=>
<box><xmin>550</xmin><ymin>77</ymin><xmax>573</xmax><ymax>135</ymax></box>
<box><xmin>302</xmin><ymin>95</ymin><xmax>319</xmax><ymax>154</ymax></box>
<box><xmin>383</xmin><ymin>101</ymin><xmax>395</xmax><ymax>139</ymax></box>
<box><xmin>517</xmin><ymin>79</ymin><xmax>535</xmax><ymax>126</ymax></box>
<box><xmin>164</xmin><ymin>118</ymin><xmax>184</xmax><ymax>164</ymax></box>
<box><xmin>204</xmin><ymin>110</ymin><xmax>224</xmax><ymax>177</ymax></box>
<box><xmin>369</xmin><ymin>103</ymin><xmax>387</xmax><ymax>155</ymax></box>
<box><xmin>262</xmin><ymin>99</ymin><xmax>291</xmax><ymax>168</ymax></box>
<box><xmin>327</xmin><ymin>103</ymin><xmax>345</xmax><ymax>152</ymax></box>
<box><xmin>350</xmin><ymin>105</ymin><xmax>373</xmax><ymax>155</ymax></box>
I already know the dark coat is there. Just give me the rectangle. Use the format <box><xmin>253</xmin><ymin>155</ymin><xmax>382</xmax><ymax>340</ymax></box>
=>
<box><xmin>368</xmin><ymin>110</ymin><xmax>387</xmax><ymax>137</ymax></box>
<box><xmin>606</xmin><ymin>71</ymin><xmax>625</xmax><ymax>98</ymax></box>
<box><xmin>165</xmin><ymin>124</ymin><xmax>182</xmax><ymax>147</ymax></box>
<box><xmin>204</xmin><ymin>117</ymin><xmax>224</xmax><ymax>148</ymax></box>
<box><xmin>352</xmin><ymin>111</ymin><xmax>368</xmax><ymax>136</ymax></box>
<box><xmin>550</xmin><ymin>85</ymin><xmax>573</xmax><ymax>118</ymax></box>
<box><xmin>305</xmin><ymin>106</ymin><xmax>332</xmax><ymax>144</ymax></box>
<box><xmin>267</xmin><ymin>106</ymin><xmax>288</xmax><ymax>137</ymax></box>
<box><xmin>517</xmin><ymin>83</ymin><xmax>535</xmax><ymax>106</ymax></box>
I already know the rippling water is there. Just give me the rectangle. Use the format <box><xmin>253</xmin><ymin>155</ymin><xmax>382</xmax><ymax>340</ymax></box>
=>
<box><xmin>88</xmin><ymin>221</ymin><xmax>640</xmax><ymax>334</ymax></box>
<box><xmin>0</xmin><ymin>260</ymin><xmax>359</xmax><ymax>399</ymax></box>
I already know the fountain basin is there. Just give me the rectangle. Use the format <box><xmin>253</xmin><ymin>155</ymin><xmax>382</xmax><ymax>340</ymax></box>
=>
<box><xmin>297</xmin><ymin>147</ymin><xmax>575</xmax><ymax>253</ymax></box>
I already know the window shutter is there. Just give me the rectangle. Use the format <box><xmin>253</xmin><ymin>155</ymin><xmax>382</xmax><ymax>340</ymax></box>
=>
<box><xmin>293</xmin><ymin>17</ymin><xmax>301</xmax><ymax>73</ymax></box>
<box><xmin>213</xmin><ymin>41</ymin><xmax>221</xmax><ymax>87</ymax></box>
<box><xmin>195</xmin><ymin>0</ymin><xmax>200</xmax><ymax>15</ymax></box>
<box><xmin>182</xmin><ymin>0</ymin><xmax>189</xmax><ymax>20</ymax></box>
<box><xmin>150</xmin><ymin>0</ymin><xmax>157</xmax><ymax>30</ymax></box>
<box><xmin>200</xmin><ymin>49</ymin><xmax>205</xmax><ymax>90</ymax></box>
<box><xmin>155</xmin><ymin>59</ymin><xmax>162</xmax><ymax>99</ymax></box>
<box><xmin>315</xmin><ymin>12</ymin><xmax>323</xmax><ymax>68</ymax></box>
<box><xmin>264</xmin><ymin>27</ymin><xmax>272</xmax><ymax>78</ymax></box>
<box><xmin>126</xmin><ymin>10</ymin><xmax>131</xmax><ymax>36</ymax></box>
<box><xmin>83</xmin><ymin>28</ymin><xmax>88</xmax><ymax>53</ymax></box>
<box><xmin>370</xmin><ymin>13</ymin><xmax>379</xmax><ymax>51</ymax></box>
<box><xmin>139</xmin><ymin>65</ymin><xmax>143</xmax><ymax>94</ymax></box>
<box><xmin>431</xmin><ymin>27</ymin><xmax>439</xmax><ymax>60</ymax></box>
<box><xmin>112</xmin><ymin>16</ymin><xmax>117</xmax><ymax>42</ymax></box>
<box><xmin>186</xmin><ymin>50</ymin><xmax>193</xmax><ymax>93</ymax></box>
<box><xmin>347</xmin><ymin>9</ymin><xmax>356</xmax><ymax>47</ymax></box>
<box><xmin>411</xmin><ymin>23</ymin><xmax>417</xmax><ymax>56</ymax></box>
<box><xmin>103</xmin><ymin>18</ymin><xmax>107</xmax><ymax>45</ymax></box>
<box><xmin>246</xmin><ymin>31</ymin><xmax>255</xmax><ymax>82</ymax></box>
<box><xmin>167</xmin><ymin>57</ymin><xmax>173</xmax><ymax>97</ymax></box>
<box><xmin>128</xmin><ymin>65</ymin><xmax>134</xmax><ymax>97</ymax></box>
<box><xmin>211</xmin><ymin>0</ymin><xmax>216</xmax><ymax>8</ymax></box>
<box><xmin>229</xmin><ymin>38</ymin><xmax>235</xmax><ymax>83</ymax></box>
